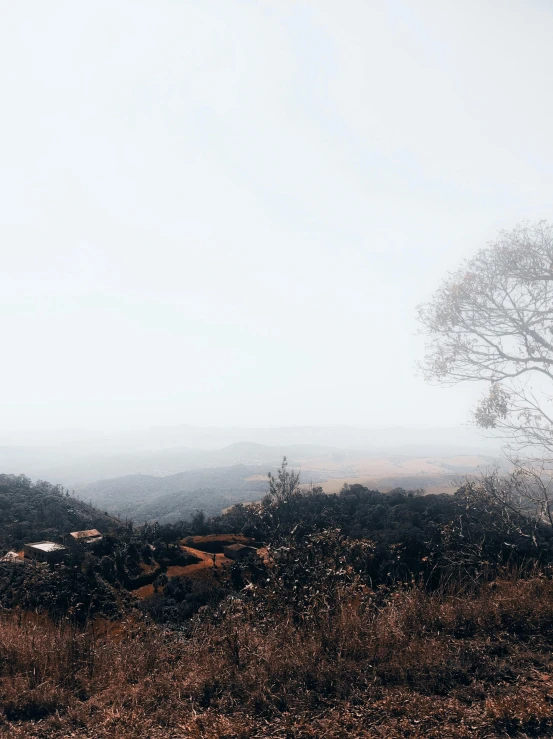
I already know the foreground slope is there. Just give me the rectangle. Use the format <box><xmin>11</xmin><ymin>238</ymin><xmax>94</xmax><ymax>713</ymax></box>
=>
<box><xmin>3</xmin><ymin>573</ymin><xmax>553</xmax><ymax>738</ymax></box>
<box><xmin>4</xmin><ymin>468</ymin><xmax>553</xmax><ymax>738</ymax></box>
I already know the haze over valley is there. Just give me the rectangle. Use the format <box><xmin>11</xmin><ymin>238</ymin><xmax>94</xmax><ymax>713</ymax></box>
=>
<box><xmin>1</xmin><ymin>424</ymin><xmax>501</xmax><ymax>522</ymax></box>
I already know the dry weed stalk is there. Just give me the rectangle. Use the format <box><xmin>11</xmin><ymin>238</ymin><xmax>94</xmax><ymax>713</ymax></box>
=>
<box><xmin>3</xmin><ymin>569</ymin><xmax>553</xmax><ymax>737</ymax></box>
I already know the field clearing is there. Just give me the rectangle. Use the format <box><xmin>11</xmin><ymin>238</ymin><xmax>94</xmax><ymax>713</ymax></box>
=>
<box><xmin>290</xmin><ymin>453</ymin><xmax>495</xmax><ymax>495</ymax></box>
<box><xmin>303</xmin><ymin>474</ymin><xmax>458</xmax><ymax>495</ymax></box>
<box><xmin>440</xmin><ymin>454</ymin><xmax>490</xmax><ymax>467</ymax></box>
<box><xmin>297</xmin><ymin>454</ymin><xmax>492</xmax><ymax>477</ymax></box>
<box><xmin>132</xmin><ymin>544</ymin><xmax>233</xmax><ymax>599</ymax></box>
<box><xmin>178</xmin><ymin>546</ymin><xmax>229</xmax><ymax>572</ymax></box>
<box><xmin>133</xmin><ymin>582</ymin><xmax>155</xmax><ymax>599</ymax></box>
<box><xmin>183</xmin><ymin>533</ymin><xmax>250</xmax><ymax>549</ymax></box>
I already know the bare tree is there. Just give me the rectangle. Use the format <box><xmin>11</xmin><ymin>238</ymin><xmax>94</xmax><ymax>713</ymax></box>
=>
<box><xmin>434</xmin><ymin>467</ymin><xmax>545</xmax><ymax>580</ymax></box>
<box><xmin>418</xmin><ymin>220</ymin><xmax>553</xmax><ymax>463</ymax></box>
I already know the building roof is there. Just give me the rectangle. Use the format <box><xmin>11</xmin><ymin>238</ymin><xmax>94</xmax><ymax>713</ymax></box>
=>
<box><xmin>1</xmin><ymin>551</ymin><xmax>22</xmax><ymax>561</ymax></box>
<box><xmin>68</xmin><ymin>529</ymin><xmax>102</xmax><ymax>540</ymax></box>
<box><xmin>25</xmin><ymin>541</ymin><xmax>66</xmax><ymax>552</ymax></box>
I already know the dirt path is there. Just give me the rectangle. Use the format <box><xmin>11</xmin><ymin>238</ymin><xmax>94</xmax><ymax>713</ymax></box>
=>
<box><xmin>177</xmin><ymin>545</ymin><xmax>229</xmax><ymax>573</ymax></box>
<box><xmin>183</xmin><ymin>534</ymin><xmax>250</xmax><ymax>548</ymax></box>
<box><xmin>133</xmin><ymin>545</ymin><xmax>231</xmax><ymax>599</ymax></box>
<box><xmin>133</xmin><ymin>583</ymin><xmax>156</xmax><ymax>599</ymax></box>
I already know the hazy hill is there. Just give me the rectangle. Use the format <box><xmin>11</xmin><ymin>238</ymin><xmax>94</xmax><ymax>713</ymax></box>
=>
<box><xmin>0</xmin><ymin>425</ymin><xmax>501</xmax><ymax>487</ymax></box>
<box><xmin>0</xmin><ymin>441</ymin><xmax>343</xmax><ymax>486</ymax></box>
<box><xmin>78</xmin><ymin>464</ymin><xmax>273</xmax><ymax>523</ymax></box>
<box><xmin>75</xmin><ymin>445</ymin><xmax>502</xmax><ymax>523</ymax></box>
<box><xmin>0</xmin><ymin>428</ymin><xmax>502</xmax><ymax>525</ymax></box>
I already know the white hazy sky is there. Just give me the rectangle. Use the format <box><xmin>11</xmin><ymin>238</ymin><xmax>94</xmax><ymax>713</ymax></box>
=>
<box><xmin>2</xmin><ymin>0</ymin><xmax>552</xmax><ymax>433</ymax></box>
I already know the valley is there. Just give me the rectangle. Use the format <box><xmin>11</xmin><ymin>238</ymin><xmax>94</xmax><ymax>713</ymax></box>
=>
<box><xmin>73</xmin><ymin>447</ymin><xmax>501</xmax><ymax>523</ymax></box>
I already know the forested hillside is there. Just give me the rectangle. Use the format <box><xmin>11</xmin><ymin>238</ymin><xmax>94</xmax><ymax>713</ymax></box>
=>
<box><xmin>0</xmin><ymin>474</ymin><xmax>119</xmax><ymax>549</ymax></box>
<box><xmin>78</xmin><ymin>464</ymin><xmax>271</xmax><ymax>522</ymax></box>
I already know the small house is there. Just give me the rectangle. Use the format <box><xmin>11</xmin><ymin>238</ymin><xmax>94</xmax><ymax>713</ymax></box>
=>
<box><xmin>23</xmin><ymin>541</ymin><xmax>67</xmax><ymax>564</ymax></box>
<box><xmin>64</xmin><ymin>529</ymin><xmax>103</xmax><ymax>547</ymax></box>
<box><xmin>0</xmin><ymin>551</ymin><xmax>24</xmax><ymax>566</ymax></box>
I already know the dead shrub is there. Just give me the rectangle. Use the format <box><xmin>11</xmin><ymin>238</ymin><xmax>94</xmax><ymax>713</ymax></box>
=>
<box><xmin>486</xmin><ymin>689</ymin><xmax>553</xmax><ymax>734</ymax></box>
<box><xmin>3</xmin><ymin>570</ymin><xmax>553</xmax><ymax>737</ymax></box>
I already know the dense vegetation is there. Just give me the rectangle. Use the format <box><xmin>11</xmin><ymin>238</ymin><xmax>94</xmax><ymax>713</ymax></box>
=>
<box><xmin>4</xmin><ymin>463</ymin><xmax>553</xmax><ymax>737</ymax></box>
<box><xmin>78</xmin><ymin>464</ymin><xmax>272</xmax><ymax>523</ymax></box>
<box><xmin>214</xmin><ymin>479</ymin><xmax>553</xmax><ymax>577</ymax></box>
<box><xmin>6</xmin><ymin>572</ymin><xmax>553</xmax><ymax>738</ymax></box>
<box><xmin>0</xmin><ymin>474</ymin><xmax>202</xmax><ymax>621</ymax></box>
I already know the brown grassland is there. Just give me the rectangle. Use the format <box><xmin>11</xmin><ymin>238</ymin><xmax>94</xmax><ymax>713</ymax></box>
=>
<box><xmin>3</xmin><ymin>571</ymin><xmax>553</xmax><ymax>738</ymax></box>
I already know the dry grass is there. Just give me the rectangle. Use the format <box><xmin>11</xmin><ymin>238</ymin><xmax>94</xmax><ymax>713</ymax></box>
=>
<box><xmin>3</xmin><ymin>574</ymin><xmax>553</xmax><ymax>737</ymax></box>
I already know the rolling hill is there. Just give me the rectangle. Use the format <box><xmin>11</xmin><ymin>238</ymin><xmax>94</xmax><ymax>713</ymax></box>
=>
<box><xmin>77</xmin><ymin>464</ymin><xmax>272</xmax><ymax>522</ymax></box>
<box><xmin>0</xmin><ymin>425</ymin><xmax>501</xmax><ymax>487</ymax></box>
<box><xmin>75</xmin><ymin>445</ymin><xmax>502</xmax><ymax>523</ymax></box>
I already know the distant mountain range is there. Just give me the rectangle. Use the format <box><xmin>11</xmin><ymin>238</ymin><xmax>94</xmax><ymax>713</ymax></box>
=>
<box><xmin>70</xmin><ymin>443</ymin><xmax>503</xmax><ymax>524</ymax></box>
<box><xmin>0</xmin><ymin>425</ymin><xmax>501</xmax><ymax>487</ymax></box>
<box><xmin>0</xmin><ymin>425</ymin><xmax>503</xmax><ymax>523</ymax></box>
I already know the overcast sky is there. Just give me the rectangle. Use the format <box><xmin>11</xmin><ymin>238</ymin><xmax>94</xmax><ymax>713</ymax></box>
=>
<box><xmin>1</xmin><ymin>0</ymin><xmax>552</xmax><ymax>433</ymax></box>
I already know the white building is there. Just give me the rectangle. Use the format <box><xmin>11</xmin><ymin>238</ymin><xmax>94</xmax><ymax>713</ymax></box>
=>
<box><xmin>23</xmin><ymin>541</ymin><xmax>67</xmax><ymax>563</ymax></box>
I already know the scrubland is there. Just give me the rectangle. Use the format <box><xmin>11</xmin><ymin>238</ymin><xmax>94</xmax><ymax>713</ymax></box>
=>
<box><xmin>3</xmin><ymin>571</ymin><xmax>553</xmax><ymax>738</ymax></box>
<box><xmin>4</xmin><ymin>470</ymin><xmax>553</xmax><ymax>737</ymax></box>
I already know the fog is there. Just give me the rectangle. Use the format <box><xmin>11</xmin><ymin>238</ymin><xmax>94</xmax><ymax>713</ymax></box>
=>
<box><xmin>2</xmin><ymin>1</ymin><xmax>552</xmax><ymax>435</ymax></box>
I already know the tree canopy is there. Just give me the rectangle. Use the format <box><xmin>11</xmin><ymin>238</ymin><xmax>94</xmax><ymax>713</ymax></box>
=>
<box><xmin>418</xmin><ymin>221</ymin><xmax>553</xmax><ymax>461</ymax></box>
